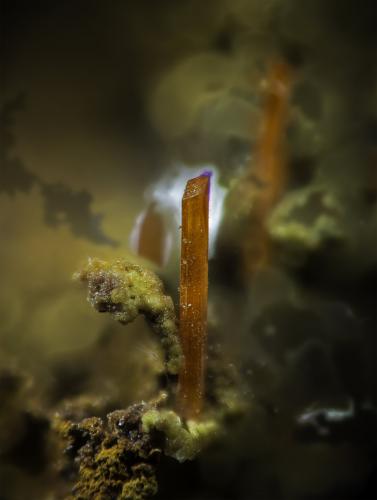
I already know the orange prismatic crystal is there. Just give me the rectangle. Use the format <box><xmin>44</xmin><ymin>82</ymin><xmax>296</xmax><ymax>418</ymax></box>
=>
<box><xmin>178</xmin><ymin>174</ymin><xmax>210</xmax><ymax>420</ymax></box>
<box><xmin>255</xmin><ymin>61</ymin><xmax>292</xmax><ymax>210</ymax></box>
<box><xmin>245</xmin><ymin>61</ymin><xmax>293</xmax><ymax>275</ymax></box>
<box><xmin>137</xmin><ymin>202</ymin><xmax>166</xmax><ymax>267</ymax></box>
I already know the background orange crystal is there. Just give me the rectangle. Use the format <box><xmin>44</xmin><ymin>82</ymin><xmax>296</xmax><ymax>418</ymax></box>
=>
<box><xmin>245</xmin><ymin>61</ymin><xmax>293</xmax><ymax>276</ymax></box>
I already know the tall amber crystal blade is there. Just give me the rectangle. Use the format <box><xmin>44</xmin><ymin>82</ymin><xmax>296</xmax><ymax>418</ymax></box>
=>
<box><xmin>256</xmin><ymin>61</ymin><xmax>292</xmax><ymax>210</ymax></box>
<box><xmin>245</xmin><ymin>62</ymin><xmax>293</xmax><ymax>275</ymax></box>
<box><xmin>179</xmin><ymin>174</ymin><xmax>210</xmax><ymax>419</ymax></box>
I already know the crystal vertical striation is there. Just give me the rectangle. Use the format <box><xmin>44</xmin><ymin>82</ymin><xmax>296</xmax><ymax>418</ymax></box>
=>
<box><xmin>178</xmin><ymin>174</ymin><xmax>210</xmax><ymax>419</ymax></box>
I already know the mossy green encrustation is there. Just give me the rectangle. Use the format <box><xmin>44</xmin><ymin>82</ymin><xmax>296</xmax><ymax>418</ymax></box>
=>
<box><xmin>142</xmin><ymin>408</ymin><xmax>219</xmax><ymax>462</ymax></box>
<box><xmin>268</xmin><ymin>186</ymin><xmax>344</xmax><ymax>252</ymax></box>
<box><xmin>74</xmin><ymin>257</ymin><xmax>182</xmax><ymax>375</ymax></box>
<box><xmin>55</xmin><ymin>404</ymin><xmax>160</xmax><ymax>500</ymax></box>
<box><xmin>69</xmin><ymin>257</ymin><xmax>245</xmax><ymax>499</ymax></box>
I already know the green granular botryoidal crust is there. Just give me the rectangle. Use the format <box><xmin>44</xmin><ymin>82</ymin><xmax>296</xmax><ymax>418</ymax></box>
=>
<box><xmin>268</xmin><ymin>186</ymin><xmax>344</xmax><ymax>251</ymax></box>
<box><xmin>141</xmin><ymin>409</ymin><xmax>219</xmax><ymax>462</ymax></box>
<box><xmin>74</xmin><ymin>258</ymin><xmax>182</xmax><ymax>374</ymax></box>
<box><xmin>121</xmin><ymin>465</ymin><xmax>158</xmax><ymax>500</ymax></box>
<box><xmin>55</xmin><ymin>405</ymin><xmax>160</xmax><ymax>500</ymax></box>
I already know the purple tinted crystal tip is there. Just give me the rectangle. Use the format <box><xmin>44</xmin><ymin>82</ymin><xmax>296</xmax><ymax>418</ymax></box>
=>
<box><xmin>200</xmin><ymin>170</ymin><xmax>212</xmax><ymax>196</ymax></box>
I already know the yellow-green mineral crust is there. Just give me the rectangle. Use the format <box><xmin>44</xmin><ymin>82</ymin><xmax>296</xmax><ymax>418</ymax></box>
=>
<box><xmin>268</xmin><ymin>186</ymin><xmax>344</xmax><ymax>251</ymax></box>
<box><xmin>74</xmin><ymin>258</ymin><xmax>182</xmax><ymax>374</ymax></box>
<box><xmin>142</xmin><ymin>409</ymin><xmax>219</xmax><ymax>463</ymax></box>
<box><xmin>69</xmin><ymin>258</ymin><xmax>246</xmax><ymax>498</ymax></box>
<box><xmin>55</xmin><ymin>404</ymin><xmax>160</xmax><ymax>500</ymax></box>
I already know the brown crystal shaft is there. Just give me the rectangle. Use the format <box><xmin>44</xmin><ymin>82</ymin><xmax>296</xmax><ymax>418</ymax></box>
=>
<box><xmin>137</xmin><ymin>202</ymin><xmax>165</xmax><ymax>267</ymax></box>
<box><xmin>245</xmin><ymin>61</ymin><xmax>293</xmax><ymax>275</ymax></box>
<box><xmin>178</xmin><ymin>175</ymin><xmax>209</xmax><ymax>420</ymax></box>
<box><xmin>255</xmin><ymin>61</ymin><xmax>292</xmax><ymax>210</ymax></box>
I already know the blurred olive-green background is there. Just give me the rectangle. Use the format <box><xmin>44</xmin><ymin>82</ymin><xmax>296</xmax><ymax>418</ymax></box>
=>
<box><xmin>1</xmin><ymin>1</ymin><xmax>376</xmax><ymax>499</ymax></box>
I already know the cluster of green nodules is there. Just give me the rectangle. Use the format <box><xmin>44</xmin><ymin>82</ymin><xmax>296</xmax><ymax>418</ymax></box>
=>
<box><xmin>142</xmin><ymin>409</ymin><xmax>219</xmax><ymax>463</ymax></box>
<box><xmin>268</xmin><ymin>186</ymin><xmax>344</xmax><ymax>252</ymax></box>
<box><xmin>75</xmin><ymin>258</ymin><xmax>182</xmax><ymax>374</ymax></box>
<box><xmin>55</xmin><ymin>405</ymin><xmax>159</xmax><ymax>500</ymax></box>
<box><xmin>71</xmin><ymin>257</ymin><xmax>245</xmax><ymax>499</ymax></box>
<box><xmin>54</xmin><ymin>401</ymin><xmax>226</xmax><ymax>499</ymax></box>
